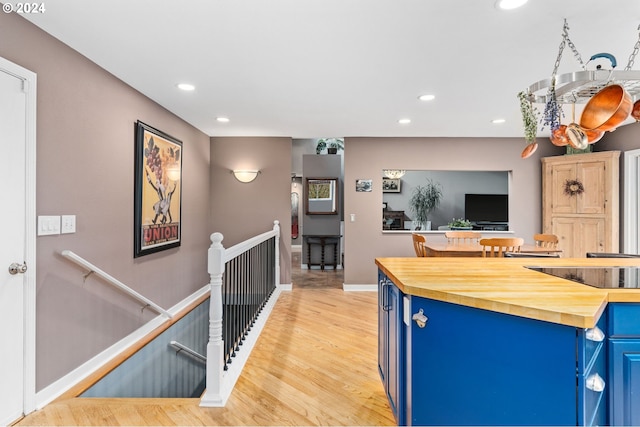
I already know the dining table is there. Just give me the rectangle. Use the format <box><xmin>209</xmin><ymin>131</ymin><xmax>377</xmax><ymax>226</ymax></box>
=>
<box><xmin>423</xmin><ymin>242</ymin><xmax>562</xmax><ymax>257</ymax></box>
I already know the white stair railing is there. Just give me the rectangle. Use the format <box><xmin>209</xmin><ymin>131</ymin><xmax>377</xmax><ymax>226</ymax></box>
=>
<box><xmin>200</xmin><ymin>220</ymin><xmax>281</xmax><ymax>407</ymax></box>
<box><xmin>60</xmin><ymin>250</ymin><xmax>172</xmax><ymax>318</ymax></box>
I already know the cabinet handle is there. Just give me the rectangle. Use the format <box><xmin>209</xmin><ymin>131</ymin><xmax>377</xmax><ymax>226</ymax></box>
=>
<box><xmin>381</xmin><ymin>279</ymin><xmax>391</xmax><ymax>312</ymax></box>
<box><xmin>585</xmin><ymin>373</ymin><xmax>605</xmax><ymax>393</ymax></box>
<box><xmin>586</xmin><ymin>326</ymin><xmax>605</xmax><ymax>342</ymax></box>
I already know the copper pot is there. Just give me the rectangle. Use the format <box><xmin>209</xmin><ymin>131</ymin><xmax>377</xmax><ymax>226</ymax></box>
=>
<box><xmin>521</xmin><ymin>142</ymin><xmax>538</xmax><ymax>159</ymax></box>
<box><xmin>580</xmin><ymin>84</ymin><xmax>632</xmax><ymax>131</ymax></box>
<box><xmin>632</xmin><ymin>100</ymin><xmax>640</xmax><ymax>121</ymax></box>
<box><xmin>585</xmin><ymin>128</ymin><xmax>605</xmax><ymax>144</ymax></box>
<box><xmin>550</xmin><ymin>125</ymin><xmax>569</xmax><ymax>146</ymax></box>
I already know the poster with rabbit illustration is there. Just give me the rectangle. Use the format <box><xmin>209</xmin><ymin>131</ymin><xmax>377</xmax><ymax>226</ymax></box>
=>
<box><xmin>134</xmin><ymin>121</ymin><xmax>182</xmax><ymax>257</ymax></box>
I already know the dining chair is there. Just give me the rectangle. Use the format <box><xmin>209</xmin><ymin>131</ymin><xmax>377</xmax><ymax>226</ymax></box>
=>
<box><xmin>534</xmin><ymin>233</ymin><xmax>559</xmax><ymax>249</ymax></box>
<box><xmin>479</xmin><ymin>237</ymin><xmax>524</xmax><ymax>257</ymax></box>
<box><xmin>445</xmin><ymin>230</ymin><xmax>481</xmax><ymax>244</ymax></box>
<box><xmin>586</xmin><ymin>252</ymin><xmax>640</xmax><ymax>258</ymax></box>
<box><xmin>412</xmin><ymin>233</ymin><xmax>427</xmax><ymax>257</ymax></box>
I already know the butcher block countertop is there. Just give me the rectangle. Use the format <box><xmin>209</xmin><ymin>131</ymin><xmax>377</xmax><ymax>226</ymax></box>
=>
<box><xmin>375</xmin><ymin>257</ymin><xmax>640</xmax><ymax>329</ymax></box>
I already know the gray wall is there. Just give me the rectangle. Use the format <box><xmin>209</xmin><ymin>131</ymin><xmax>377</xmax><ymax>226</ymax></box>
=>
<box><xmin>209</xmin><ymin>136</ymin><xmax>292</xmax><ymax>284</ymax></box>
<box><xmin>0</xmin><ymin>11</ymin><xmax>213</xmax><ymax>390</ymax></box>
<box><xmin>343</xmin><ymin>136</ymin><xmax>564</xmax><ymax>285</ymax></box>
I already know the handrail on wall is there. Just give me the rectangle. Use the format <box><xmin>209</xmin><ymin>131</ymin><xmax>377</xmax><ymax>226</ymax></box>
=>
<box><xmin>60</xmin><ymin>250</ymin><xmax>172</xmax><ymax>319</ymax></box>
<box><xmin>169</xmin><ymin>340</ymin><xmax>207</xmax><ymax>364</ymax></box>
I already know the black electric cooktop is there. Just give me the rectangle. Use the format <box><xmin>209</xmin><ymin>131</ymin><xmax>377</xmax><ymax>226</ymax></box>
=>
<box><xmin>527</xmin><ymin>266</ymin><xmax>640</xmax><ymax>289</ymax></box>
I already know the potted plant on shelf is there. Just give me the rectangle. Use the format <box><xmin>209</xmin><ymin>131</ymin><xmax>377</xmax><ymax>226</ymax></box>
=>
<box><xmin>448</xmin><ymin>218</ymin><xmax>472</xmax><ymax>230</ymax></box>
<box><xmin>409</xmin><ymin>179</ymin><xmax>442</xmax><ymax>231</ymax></box>
<box><xmin>316</xmin><ymin>138</ymin><xmax>344</xmax><ymax>154</ymax></box>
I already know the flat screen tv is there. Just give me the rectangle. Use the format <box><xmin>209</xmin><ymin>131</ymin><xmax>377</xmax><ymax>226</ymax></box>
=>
<box><xmin>464</xmin><ymin>194</ymin><xmax>508</xmax><ymax>223</ymax></box>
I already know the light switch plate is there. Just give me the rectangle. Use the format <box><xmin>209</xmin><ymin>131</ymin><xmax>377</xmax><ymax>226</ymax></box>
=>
<box><xmin>38</xmin><ymin>215</ymin><xmax>60</xmax><ymax>236</ymax></box>
<box><xmin>61</xmin><ymin>215</ymin><xmax>76</xmax><ymax>234</ymax></box>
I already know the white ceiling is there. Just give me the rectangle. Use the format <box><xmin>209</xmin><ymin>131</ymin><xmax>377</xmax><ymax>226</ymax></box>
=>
<box><xmin>22</xmin><ymin>0</ymin><xmax>640</xmax><ymax>139</ymax></box>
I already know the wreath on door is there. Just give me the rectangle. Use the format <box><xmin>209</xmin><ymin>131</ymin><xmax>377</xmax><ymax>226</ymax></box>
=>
<box><xmin>563</xmin><ymin>179</ymin><xmax>585</xmax><ymax>196</ymax></box>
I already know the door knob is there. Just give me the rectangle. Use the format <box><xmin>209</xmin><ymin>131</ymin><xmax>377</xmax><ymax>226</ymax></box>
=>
<box><xmin>8</xmin><ymin>262</ymin><xmax>27</xmax><ymax>275</ymax></box>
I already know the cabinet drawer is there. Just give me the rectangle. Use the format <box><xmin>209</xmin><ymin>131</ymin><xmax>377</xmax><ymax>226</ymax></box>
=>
<box><xmin>578</xmin><ymin>345</ymin><xmax>606</xmax><ymax>427</ymax></box>
<box><xmin>608</xmin><ymin>303</ymin><xmax>640</xmax><ymax>337</ymax></box>
<box><xmin>577</xmin><ymin>314</ymin><xmax>606</xmax><ymax>374</ymax></box>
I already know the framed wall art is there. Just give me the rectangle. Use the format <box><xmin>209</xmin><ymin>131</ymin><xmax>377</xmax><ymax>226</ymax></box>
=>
<box><xmin>355</xmin><ymin>179</ymin><xmax>372</xmax><ymax>192</ymax></box>
<box><xmin>134</xmin><ymin>121</ymin><xmax>183</xmax><ymax>257</ymax></box>
<box><xmin>382</xmin><ymin>178</ymin><xmax>401</xmax><ymax>193</ymax></box>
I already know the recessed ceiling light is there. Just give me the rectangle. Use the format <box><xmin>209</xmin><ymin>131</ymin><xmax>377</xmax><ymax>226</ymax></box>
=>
<box><xmin>495</xmin><ymin>0</ymin><xmax>528</xmax><ymax>10</ymax></box>
<box><xmin>492</xmin><ymin>118</ymin><xmax>506</xmax><ymax>124</ymax></box>
<box><xmin>177</xmin><ymin>83</ymin><xmax>195</xmax><ymax>91</ymax></box>
<box><xmin>398</xmin><ymin>118</ymin><xmax>411</xmax><ymax>124</ymax></box>
<box><xmin>216</xmin><ymin>117</ymin><xmax>230</xmax><ymax>123</ymax></box>
<box><xmin>418</xmin><ymin>94</ymin><xmax>435</xmax><ymax>101</ymax></box>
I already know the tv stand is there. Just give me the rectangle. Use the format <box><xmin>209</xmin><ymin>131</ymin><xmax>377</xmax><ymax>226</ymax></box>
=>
<box><xmin>473</xmin><ymin>221</ymin><xmax>509</xmax><ymax>231</ymax></box>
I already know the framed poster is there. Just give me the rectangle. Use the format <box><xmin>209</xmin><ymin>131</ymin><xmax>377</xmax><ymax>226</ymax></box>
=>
<box><xmin>134</xmin><ymin>121</ymin><xmax>182</xmax><ymax>257</ymax></box>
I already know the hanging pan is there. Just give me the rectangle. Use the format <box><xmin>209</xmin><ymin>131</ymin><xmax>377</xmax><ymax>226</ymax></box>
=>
<box><xmin>632</xmin><ymin>100</ymin><xmax>640</xmax><ymax>121</ymax></box>
<box><xmin>580</xmin><ymin>84</ymin><xmax>632</xmax><ymax>132</ymax></box>
<box><xmin>567</xmin><ymin>102</ymin><xmax>588</xmax><ymax>150</ymax></box>
<box><xmin>550</xmin><ymin>125</ymin><xmax>569</xmax><ymax>147</ymax></box>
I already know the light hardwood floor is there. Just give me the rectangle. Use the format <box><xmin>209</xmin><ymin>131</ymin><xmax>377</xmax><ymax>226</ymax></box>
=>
<box><xmin>16</xmin><ymin>252</ymin><xmax>394</xmax><ymax>426</ymax></box>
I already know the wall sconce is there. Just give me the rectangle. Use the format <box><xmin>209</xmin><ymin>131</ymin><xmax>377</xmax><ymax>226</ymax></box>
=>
<box><xmin>232</xmin><ymin>170</ymin><xmax>260</xmax><ymax>183</ymax></box>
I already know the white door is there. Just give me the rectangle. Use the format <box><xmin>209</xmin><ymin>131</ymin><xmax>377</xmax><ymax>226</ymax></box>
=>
<box><xmin>0</xmin><ymin>57</ymin><xmax>36</xmax><ymax>425</ymax></box>
<box><xmin>624</xmin><ymin>149</ymin><xmax>640</xmax><ymax>254</ymax></box>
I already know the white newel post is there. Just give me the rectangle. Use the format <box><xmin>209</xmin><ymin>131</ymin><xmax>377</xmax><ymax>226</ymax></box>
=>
<box><xmin>200</xmin><ymin>232</ymin><xmax>226</xmax><ymax>407</ymax></box>
<box><xmin>273</xmin><ymin>220</ymin><xmax>281</xmax><ymax>287</ymax></box>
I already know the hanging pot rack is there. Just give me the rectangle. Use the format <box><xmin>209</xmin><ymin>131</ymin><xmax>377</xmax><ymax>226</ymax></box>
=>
<box><xmin>524</xmin><ymin>19</ymin><xmax>640</xmax><ymax>105</ymax></box>
<box><xmin>518</xmin><ymin>19</ymin><xmax>640</xmax><ymax>159</ymax></box>
<box><xmin>527</xmin><ymin>69</ymin><xmax>640</xmax><ymax>105</ymax></box>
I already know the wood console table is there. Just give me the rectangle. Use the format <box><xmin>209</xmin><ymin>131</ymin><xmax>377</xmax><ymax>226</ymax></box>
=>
<box><xmin>302</xmin><ymin>234</ymin><xmax>341</xmax><ymax>270</ymax></box>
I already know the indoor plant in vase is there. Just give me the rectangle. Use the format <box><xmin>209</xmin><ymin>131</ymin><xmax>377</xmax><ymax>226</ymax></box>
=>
<box><xmin>409</xmin><ymin>178</ymin><xmax>442</xmax><ymax>231</ymax></box>
<box><xmin>448</xmin><ymin>218</ymin><xmax>472</xmax><ymax>230</ymax></box>
<box><xmin>316</xmin><ymin>137</ymin><xmax>344</xmax><ymax>154</ymax></box>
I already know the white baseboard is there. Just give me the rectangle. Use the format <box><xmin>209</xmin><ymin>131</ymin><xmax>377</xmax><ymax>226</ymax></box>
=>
<box><xmin>278</xmin><ymin>283</ymin><xmax>293</xmax><ymax>291</ymax></box>
<box><xmin>343</xmin><ymin>283</ymin><xmax>378</xmax><ymax>291</ymax></box>
<box><xmin>35</xmin><ymin>284</ymin><xmax>211</xmax><ymax>409</ymax></box>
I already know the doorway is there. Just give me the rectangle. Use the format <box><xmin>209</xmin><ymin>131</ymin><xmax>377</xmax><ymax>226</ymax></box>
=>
<box><xmin>0</xmin><ymin>56</ymin><xmax>37</xmax><ymax>424</ymax></box>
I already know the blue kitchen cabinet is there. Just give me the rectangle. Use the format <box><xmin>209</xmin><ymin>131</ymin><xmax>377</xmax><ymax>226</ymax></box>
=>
<box><xmin>608</xmin><ymin>303</ymin><xmax>640</xmax><ymax>426</ymax></box>
<box><xmin>378</xmin><ymin>271</ymin><xmax>405</xmax><ymax>425</ymax></box>
<box><xmin>376</xmin><ymin>281</ymin><xmax>608</xmax><ymax>425</ymax></box>
<box><xmin>405</xmin><ymin>295</ymin><xmax>580</xmax><ymax>425</ymax></box>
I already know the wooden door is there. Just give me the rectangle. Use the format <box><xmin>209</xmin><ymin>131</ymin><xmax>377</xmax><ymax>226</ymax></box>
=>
<box><xmin>548</xmin><ymin>162</ymin><xmax>577</xmax><ymax>214</ymax></box>
<box><xmin>552</xmin><ymin>217</ymin><xmax>606</xmax><ymax>258</ymax></box>
<box><xmin>576</xmin><ymin>160</ymin><xmax>606</xmax><ymax>214</ymax></box>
